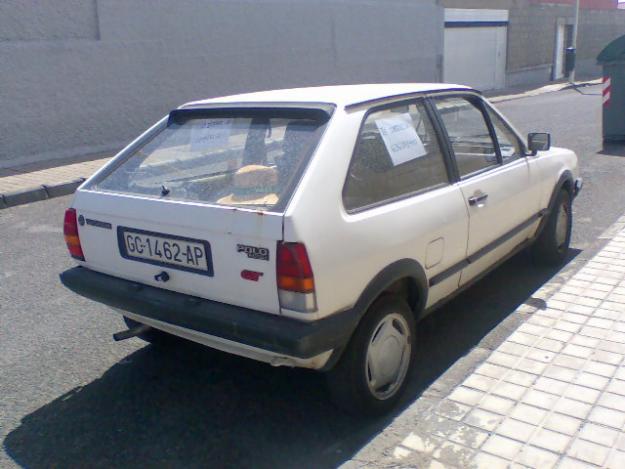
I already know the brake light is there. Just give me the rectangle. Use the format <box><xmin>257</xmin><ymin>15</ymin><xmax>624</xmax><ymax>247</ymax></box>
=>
<box><xmin>277</xmin><ymin>242</ymin><xmax>316</xmax><ymax>312</ymax></box>
<box><xmin>64</xmin><ymin>208</ymin><xmax>85</xmax><ymax>261</ymax></box>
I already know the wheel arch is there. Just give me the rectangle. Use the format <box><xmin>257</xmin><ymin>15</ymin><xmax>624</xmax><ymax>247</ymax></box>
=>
<box><xmin>535</xmin><ymin>169</ymin><xmax>574</xmax><ymax>239</ymax></box>
<box><xmin>320</xmin><ymin>258</ymin><xmax>428</xmax><ymax>371</ymax></box>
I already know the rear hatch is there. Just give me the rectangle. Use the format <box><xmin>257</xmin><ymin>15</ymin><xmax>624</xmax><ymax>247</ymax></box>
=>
<box><xmin>73</xmin><ymin>105</ymin><xmax>332</xmax><ymax>314</ymax></box>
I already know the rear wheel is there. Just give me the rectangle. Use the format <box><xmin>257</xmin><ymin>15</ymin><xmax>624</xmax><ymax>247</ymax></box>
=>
<box><xmin>326</xmin><ymin>296</ymin><xmax>415</xmax><ymax>416</ymax></box>
<box><xmin>123</xmin><ymin>316</ymin><xmax>176</xmax><ymax>346</ymax></box>
<box><xmin>532</xmin><ymin>189</ymin><xmax>572</xmax><ymax>266</ymax></box>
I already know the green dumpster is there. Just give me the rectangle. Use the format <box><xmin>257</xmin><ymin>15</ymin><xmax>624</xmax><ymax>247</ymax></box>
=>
<box><xmin>598</xmin><ymin>35</ymin><xmax>625</xmax><ymax>142</ymax></box>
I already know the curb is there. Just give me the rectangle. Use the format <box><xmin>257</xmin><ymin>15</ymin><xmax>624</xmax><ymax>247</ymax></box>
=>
<box><xmin>0</xmin><ymin>178</ymin><xmax>85</xmax><ymax>210</ymax></box>
<box><xmin>489</xmin><ymin>78</ymin><xmax>600</xmax><ymax>104</ymax></box>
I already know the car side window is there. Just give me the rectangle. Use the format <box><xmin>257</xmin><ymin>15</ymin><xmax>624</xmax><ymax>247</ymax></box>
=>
<box><xmin>485</xmin><ymin>106</ymin><xmax>524</xmax><ymax>164</ymax></box>
<box><xmin>433</xmin><ymin>97</ymin><xmax>499</xmax><ymax>178</ymax></box>
<box><xmin>343</xmin><ymin>101</ymin><xmax>449</xmax><ymax>211</ymax></box>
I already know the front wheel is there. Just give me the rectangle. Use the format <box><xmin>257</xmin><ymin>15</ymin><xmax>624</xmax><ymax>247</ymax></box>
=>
<box><xmin>326</xmin><ymin>296</ymin><xmax>415</xmax><ymax>416</ymax></box>
<box><xmin>532</xmin><ymin>188</ymin><xmax>572</xmax><ymax>266</ymax></box>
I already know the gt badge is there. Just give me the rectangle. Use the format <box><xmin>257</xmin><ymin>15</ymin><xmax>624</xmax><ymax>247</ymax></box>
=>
<box><xmin>237</xmin><ymin>244</ymin><xmax>270</xmax><ymax>261</ymax></box>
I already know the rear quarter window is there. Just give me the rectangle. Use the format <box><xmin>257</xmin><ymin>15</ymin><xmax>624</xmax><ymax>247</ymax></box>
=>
<box><xmin>343</xmin><ymin>100</ymin><xmax>450</xmax><ymax>211</ymax></box>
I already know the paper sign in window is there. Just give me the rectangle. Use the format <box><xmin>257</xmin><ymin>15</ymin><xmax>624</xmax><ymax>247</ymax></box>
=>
<box><xmin>375</xmin><ymin>114</ymin><xmax>427</xmax><ymax>166</ymax></box>
<box><xmin>190</xmin><ymin>119</ymin><xmax>232</xmax><ymax>152</ymax></box>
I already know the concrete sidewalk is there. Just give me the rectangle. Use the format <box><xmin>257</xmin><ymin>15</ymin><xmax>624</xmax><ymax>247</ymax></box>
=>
<box><xmin>0</xmin><ymin>79</ymin><xmax>600</xmax><ymax>210</ymax></box>
<box><xmin>345</xmin><ymin>219</ymin><xmax>625</xmax><ymax>469</ymax></box>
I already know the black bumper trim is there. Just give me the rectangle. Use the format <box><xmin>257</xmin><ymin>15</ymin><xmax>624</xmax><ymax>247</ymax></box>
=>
<box><xmin>60</xmin><ymin>267</ymin><xmax>359</xmax><ymax>359</ymax></box>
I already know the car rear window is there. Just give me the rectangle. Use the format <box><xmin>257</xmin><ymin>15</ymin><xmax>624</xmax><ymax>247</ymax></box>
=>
<box><xmin>89</xmin><ymin>108</ymin><xmax>330</xmax><ymax>211</ymax></box>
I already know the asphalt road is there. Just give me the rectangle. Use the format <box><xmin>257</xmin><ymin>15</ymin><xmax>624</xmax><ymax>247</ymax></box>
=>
<box><xmin>2</xmin><ymin>85</ymin><xmax>625</xmax><ymax>469</ymax></box>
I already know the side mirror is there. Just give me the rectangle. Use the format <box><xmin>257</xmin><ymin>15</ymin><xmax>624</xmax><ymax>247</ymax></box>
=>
<box><xmin>528</xmin><ymin>133</ymin><xmax>551</xmax><ymax>155</ymax></box>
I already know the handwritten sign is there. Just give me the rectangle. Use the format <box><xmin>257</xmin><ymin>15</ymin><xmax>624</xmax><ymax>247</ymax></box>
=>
<box><xmin>375</xmin><ymin>114</ymin><xmax>427</xmax><ymax>166</ymax></box>
<box><xmin>190</xmin><ymin>119</ymin><xmax>232</xmax><ymax>152</ymax></box>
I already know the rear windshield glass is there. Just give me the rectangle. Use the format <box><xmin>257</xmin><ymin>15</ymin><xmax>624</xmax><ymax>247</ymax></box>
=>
<box><xmin>90</xmin><ymin>109</ymin><xmax>329</xmax><ymax>210</ymax></box>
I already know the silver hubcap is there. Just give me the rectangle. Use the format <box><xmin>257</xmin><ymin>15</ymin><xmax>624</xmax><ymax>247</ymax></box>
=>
<box><xmin>365</xmin><ymin>313</ymin><xmax>411</xmax><ymax>400</ymax></box>
<box><xmin>555</xmin><ymin>201</ymin><xmax>570</xmax><ymax>250</ymax></box>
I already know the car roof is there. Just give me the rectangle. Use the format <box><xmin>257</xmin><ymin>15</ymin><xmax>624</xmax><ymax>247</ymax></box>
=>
<box><xmin>182</xmin><ymin>83</ymin><xmax>474</xmax><ymax>109</ymax></box>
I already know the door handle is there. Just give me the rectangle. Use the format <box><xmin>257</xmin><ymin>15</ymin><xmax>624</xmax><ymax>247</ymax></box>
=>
<box><xmin>468</xmin><ymin>193</ymin><xmax>489</xmax><ymax>206</ymax></box>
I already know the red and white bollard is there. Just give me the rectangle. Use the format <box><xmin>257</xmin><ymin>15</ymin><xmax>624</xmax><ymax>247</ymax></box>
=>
<box><xmin>603</xmin><ymin>76</ymin><xmax>612</xmax><ymax>107</ymax></box>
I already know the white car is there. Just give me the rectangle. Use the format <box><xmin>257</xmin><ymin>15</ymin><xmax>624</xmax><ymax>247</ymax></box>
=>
<box><xmin>61</xmin><ymin>84</ymin><xmax>581</xmax><ymax>414</ymax></box>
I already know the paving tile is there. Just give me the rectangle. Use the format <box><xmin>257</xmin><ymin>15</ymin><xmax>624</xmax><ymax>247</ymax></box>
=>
<box><xmin>464</xmin><ymin>408</ymin><xmax>504</xmax><ymax>432</ymax></box>
<box><xmin>436</xmin><ymin>399</ymin><xmax>472</xmax><ymax>422</ymax></box>
<box><xmin>554</xmin><ymin>320</ymin><xmax>582</xmax><ymax>333</ymax></box>
<box><xmin>578</xmin><ymin>422</ymin><xmax>620</xmax><ymax>447</ymax></box>
<box><xmin>598</xmin><ymin>340</ymin><xmax>625</xmax><ymax>355</ymax></box>
<box><xmin>448</xmin><ymin>386</ymin><xmax>484</xmax><ymax>406</ymax></box>
<box><xmin>508</xmin><ymin>331</ymin><xmax>540</xmax><ymax>347</ymax></box>
<box><xmin>464</xmin><ymin>374</ymin><xmax>498</xmax><ymax>393</ymax></box>
<box><xmin>592</xmin><ymin>349</ymin><xmax>622</xmax><ymax>365</ymax></box>
<box><xmin>606</xmin><ymin>378</ymin><xmax>625</xmax><ymax>396</ymax></box>
<box><xmin>518</xmin><ymin>323</ymin><xmax>548</xmax><ymax>337</ymax></box>
<box><xmin>573</xmin><ymin>372</ymin><xmax>609</xmax><ymax>390</ymax></box>
<box><xmin>475</xmin><ymin>363</ymin><xmax>508</xmax><ymax>380</ymax></box>
<box><xmin>488</xmin><ymin>351</ymin><xmax>519</xmax><ymax>368</ymax></box>
<box><xmin>607</xmin><ymin>450</ymin><xmax>625</xmax><ymax>469</ymax></box>
<box><xmin>495</xmin><ymin>418</ymin><xmax>536</xmax><ymax>442</ymax></box>
<box><xmin>567</xmin><ymin>439</ymin><xmax>610</xmax><ymax>466</ymax></box>
<box><xmin>509</xmin><ymin>403</ymin><xmax>548</xmax><ymax>425</ymax></box>
<box><xmin>433</xmin><ymin>440</ymin><xmax>475</xmax><ymax>465</ymax></box>
<box><xmin>401</xmin><ymin>432</ymin><xmax>441</xmax><ymax>453</ymax></box>
<box><xmin>543</xmin><ymin>412</ymin><xmax>583</xmax><ymax>435</ymax></box>
<box><xmin>553</xmin><ymin>354</ymin><xmax>586</xmax><ymax>370</ymax></box>
<box><xmin>588</xmin><ymin>405</ymin><xmax>625</xmax><ymax>428</ymax></box>
<box><xmin>472</xmin><ymin>452</ymin><xmax>509</xmax><ymax>469</ymax></box>
<box><xmin>530</xmin><ymin>427</ymin><xmax>570</xmax><ymax>453</ymax></box>
<box><xmin>534</xmin><ymin>376</ymin><xmax>568</xmax><ymax>395</ymax></box>
<box><xmin>558</xmin><ymin>457</ymin><xmax>598</xmax><ymax>469</ymax></box>
<box><xmin>562</xmin><ymin>312</ymin><xmax>588</xmax><ymax>324</ymax></box>
<box><xmin>491</xmin><ymin>381</ymin><xmax>526</xmax><ymax>401</ymax></box>
<box><xmin>571</xmin><ymin>335</ymin><xmax>599</xmax><ymax>349</ymax></box>
<box><xmin>516</xmin><ymin>358</ymin><xmax>548</xmax><ymax>375</ymax></box>
<box><xmin>616</xmin><ymin>368</ymin><xmax>625</xmax><ymax>380</ymax></box>
<box><xmin>478</xmin><ymin>395</ymin><xmax>516</xmax><ymax>416</ymax></box>
<box><xmin>481</xmin><ymin>434</ymin><xmax>523</xmax><ymax>460</ymax></box>
<box><xmin>535</xmin><ymin>337</ymin><xmax>565</xmax><ymax>353</ymax></box>
<box><xmin>554</xmin><ymin>398</ymin><xmax>592</xmax><ymax>419</ymax></box>
<box><xmin>598</xmin><ymin>391</ymin><xmax>625</xmax><ymax>412</ymax></box>
<box><xmin>498</xmin><ymin>342</ymin><xmax>532</xmax><ymax>357</ymax></box>
<box><xmin>522</xmin><ymin>389</ymin><xmax>559</xmax><ymax>410</ymax></box>
<box><xmin>504</xmin><ymin>370</ymin><xmax>537</xmax><ymax>387</ymax></box>
<box><xmin>447</xmin><ymin>424</ymin><xmax>489</xmax><ymax>449</ymax></box>
<box><xmin>548</xmin><ymin>329</ymin><xmax>574</xmax><ymax>342</ymax></box>
<box><xmin>544</xmin><ymin>364</ymin><xmax>577</xmax><ymax>382</ymax></box>
<box><xmin>526</xmin><ymin>348</ymin><xmax>556</xmax><ymax>363</ymax></box>
<box><xmin>562</xmin><ymin>343</ymin><xmax>594</xmax><ymax>359</ymax></box>
<box><xmin>563</xmin><ymin>384</ymin><xmax>600</xmax><ymax>404</ymax></box>
<box><xmin>584</xmin><ymin>361</ymin><xmax>617</xmax><ymax>378</ymax></box>
<box><xmin>515</xmin><ymin>444</ymin><xmax>559</xmax><ymax>469</ymax></box>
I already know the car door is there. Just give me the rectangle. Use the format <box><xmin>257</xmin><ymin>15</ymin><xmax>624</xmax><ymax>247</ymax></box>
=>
<box><xmin>430</xmin><ymin>94</ymin><xmax>541</xmax><ymax>286</ymax></box>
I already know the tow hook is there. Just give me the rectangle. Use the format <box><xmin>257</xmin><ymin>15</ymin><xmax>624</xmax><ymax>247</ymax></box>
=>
<box><xmin>113</xmin><ymin>323</ymin><xmax>152</xmax><ymax>341</ymax></box>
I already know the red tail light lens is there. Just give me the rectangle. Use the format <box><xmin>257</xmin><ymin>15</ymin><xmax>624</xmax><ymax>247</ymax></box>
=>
<box><xmin>276</xmin><ymin>242</ymin><xmax>314</xmax><ymax>293</ymax></box>
<box><xmin>64</xmin><ymin>208</ymin><xmax>85</xmax><ymax>261</ymax></box>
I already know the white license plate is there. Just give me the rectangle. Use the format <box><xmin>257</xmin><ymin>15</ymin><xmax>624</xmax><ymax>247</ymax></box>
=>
<box><xmin>118</xmin><ymin>227</ymin><xmax>213</xmax><ymax>276</ymax></box>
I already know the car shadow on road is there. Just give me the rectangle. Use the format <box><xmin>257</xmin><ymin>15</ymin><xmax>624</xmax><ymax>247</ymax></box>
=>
<box><xmin>4</xmin><ymin>250</ymin><xmax>580</xmax><ymax>469</ymax></box>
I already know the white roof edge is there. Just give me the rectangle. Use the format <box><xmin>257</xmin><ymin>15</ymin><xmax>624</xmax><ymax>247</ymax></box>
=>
<box><xmin>181</xmin><ymin>83</ymin><xmax>474</xmax><ymax>109</ymax></box>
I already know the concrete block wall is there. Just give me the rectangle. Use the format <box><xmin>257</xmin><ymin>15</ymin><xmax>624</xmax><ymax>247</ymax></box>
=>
<box><xmin>0</xmin><ymin>0</ymin><xmax>443</xmax><ymax>169</ymax></box>
<box><xmin>441</xmin><ymin>0</ymin><xmax>625</xmax><ymax>87</ymax></box>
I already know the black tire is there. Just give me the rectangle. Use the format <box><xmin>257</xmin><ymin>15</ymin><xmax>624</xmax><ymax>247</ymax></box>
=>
<box><xmin>326</xmin><ymin>295</ymin><xmax>415</xmax><ymax>416</ymax></box>
<box><xmin>123</xmin><ymin>316</ymin><xmax>177</xmax><ymax>346</ymax></box>
<box><xmin>532</xmin><ymin>189</ymin><xmax>572</xmax><ymax>266</ymax></box>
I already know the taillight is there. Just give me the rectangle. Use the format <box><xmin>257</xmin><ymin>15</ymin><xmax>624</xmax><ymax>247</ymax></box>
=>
<box><xmin>277</xmin><ymin>242</ymin><xmax>316</xmax><ymax>313</ymax></box>
<box><xmin>64</xmin><ymin>208</ymin><xmax>85</xmax><ymax>261</ymax></box>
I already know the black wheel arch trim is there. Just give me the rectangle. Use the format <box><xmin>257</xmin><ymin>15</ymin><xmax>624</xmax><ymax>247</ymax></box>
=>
<box><xmin>534</xmin><ymin>170</ymin><xmax>574</xmax><ymax>239</ymax></box>
<box><xmin>350</xmin><ymin>258</ymin><xmax>429</xmax><ymax>323</ymax></box>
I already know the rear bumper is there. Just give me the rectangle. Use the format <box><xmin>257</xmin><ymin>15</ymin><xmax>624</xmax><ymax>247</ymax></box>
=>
<box><xmin>60</xmin><ymin>267</ymin><xmax>359</xmax><ymax>368</ymax></box>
